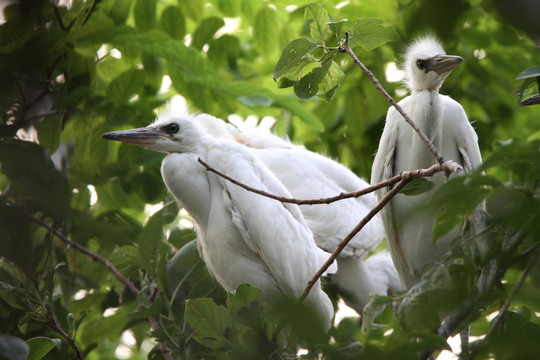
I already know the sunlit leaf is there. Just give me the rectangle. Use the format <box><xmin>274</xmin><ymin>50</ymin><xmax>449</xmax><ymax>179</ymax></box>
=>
<box><xmin>160</xmin><ymin>6</ymin><xmax>186</xmax><ymax>40</ymax></box>
<box><xmin>347</xmin><ymin>18</ymin><xmax>400</xmax><ymax>51</ymax></box>
<box><xmin>273</xmin><ymin>38</ymin><xmax>318</xmax><ymax>81</ymax></box>
<box><xmin>305</xmin><ymin>3</ymin><xmax>330</xmax><ymax>45</ymax></box>
<box><xmin>254</xmin><ymin>5</ymin><xmax>278</xmax><ymax>54</ymax></box>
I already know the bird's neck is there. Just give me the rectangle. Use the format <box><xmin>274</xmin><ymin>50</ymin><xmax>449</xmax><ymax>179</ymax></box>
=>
<box><xmin>408</xmin><ymin>90</ymin><xmax>443</xmax><ymax>169</ymax></box>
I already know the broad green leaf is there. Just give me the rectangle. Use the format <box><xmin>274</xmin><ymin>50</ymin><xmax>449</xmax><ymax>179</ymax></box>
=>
<box><xmin>320</xmin><ymin>60</ymin><xmax>345</xmax><ymax>101</ymax></box>
<box><xmin>400</xmin><ymin>178</ymin><xmax>435</xmax><ymax>196</ymax></box>
<box><xmin>347</xmin><ymin>18</ymin><xmax>400</xmax><ymax>51</ymax></box>
<box><xmin>294</xmin><ymin>56</ymin><xmax>333</xmax><ymax>99</ymax></box>
<box><xmin>134</xmin><ymin>0</ymin><xmax>157</xmax><ymax>31</ymax></box>
<box><xmin>0</xmin><ymin>140</ymin><xmax>71</xmax><ymax>220</ymax></box>
<box><xmin>137</xmin><ymin>202</ymin><xmax>177</xmax><ymax>275</ymax></box>
<box><xmin>185</xmin><ymin>298</ymin><xmax>232</xmax><ymax>350</ymax></box>
<box><xmin>254</xmin><ymin>5</ymin><xmax>279</xmax><ymax>54</ymax></box>
<box><xmin>272</xmin><ymin>96</ymin><xmax>324</xmax><ymax>131</ymax></box>
<box><xmin>160</xmin><ymin>6</ymin><xmax>186</xmax><ymax>40</ymax></box>
<box><xmin>0</xmin><ymin>336</ymin><xmax>28</xmax><ymax>360</ymax></box>
<box><xmin>166</xmin><ymin>240</ymin><xmax>224</xmax><ymax>300</ymax></box>
<box><xmin>516</xmin><ymin>66</ymin><xmax>540</xmax><ymax>79</ymax></box>
<box><xmin>273</xmin><ymin>38</ymin><xmax>318</xmax><ymax>80</ymax></box>
<box><xmin>26</xmin><ymin>337</ymin><xmax>61</xmax><ymax>360</ymax></box>
<box><xmin>35</xmin><ymin>116</ymin><xmax>62</xmax><ymax>153</ymax></box>
<box><xmin>217</xmin><ymin>0</ymin><xmax>241</xmax><ymax>17</ymax></box>
<box><xmin>106</xmin><ymin>68</ymin><xmax>145</xmax><ymax>105</ymax></box>
<box><xmin>227</xmin><ymin>284</ymin><xmax>261</xmax><ymax>318</ymax></box>
<box><xmin>192</xmin><ymin>17</ymin><xmax>225</xmax><ymax>50</ymax></box>
<box><xmin>207</xmin><ymin>34</ymin><xmax>241</xmax><ymax>69</ymax></box>
<box><xmin>178</xmin><ymin>0</ymin><xmax>204</xmax><ymax>21</ymax></box>
<box><xmin>305</xmin><ymin>3</ymin><xmax>330</xmax><ymax>45</ymax></box>
<box><xmin>109</xmin><ymin>0</ymin><xmax>134</xmax><ymax>25</ymax></box>
<box><xmin>142</xmin><ymin>54</ymin><xmax>163</xmax><ymax>94</ymax></box>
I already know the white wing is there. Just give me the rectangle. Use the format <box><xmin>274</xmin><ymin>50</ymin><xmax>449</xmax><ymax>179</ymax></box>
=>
<box><xmin>371</xmin><ymin>97</ymin><xmax>415</xmax><ymax>287</ymax></box>
<box><xmin>206</xmin><ymin>141</ymin><xmax>336</xmax><ymax>296</ymax></box>
<box><xmin>440</xmin><ymin>95</ymin><xmax>482</xmax><ymax>173</ymax></box>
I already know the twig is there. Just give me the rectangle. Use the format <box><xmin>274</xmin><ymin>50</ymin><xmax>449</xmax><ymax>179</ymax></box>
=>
<box><xmin>26</xmin><ymin>213</ymin><xmax>140</xmax><ymax>295</ymax></box>
<box><xmin>47</xmin><ymin>320</ymin><xmax>84</xmax><ymax>360</ymax></box>
<box><xmin>197</xmin><ymin>158</ymin><xmax>463</xmax><ymax>205</ymax></box>
<box><xmin>198</xmin><ymin>158</ymin><xmax>462</xmax><ymax>206</ymax></box>
<box><xmin>299</xmin><ymin>177</ymin><xmax>410</xmax><ymax>302</ymax></box>
<box><xmin>339</xmin><ymin>32</ymin><xmax>445</xmax><ymax>165</ymax></box>
<box><xmin>24</xmin><ymin>212</ymin><xmax>174</xmax><ymax>360</ymax></box>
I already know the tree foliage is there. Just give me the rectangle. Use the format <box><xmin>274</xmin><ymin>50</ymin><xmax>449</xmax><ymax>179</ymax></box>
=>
<box><xmin>1</xmin><ymin>0</ymin><xmax>539</xmax><ymax>359</ymax></box>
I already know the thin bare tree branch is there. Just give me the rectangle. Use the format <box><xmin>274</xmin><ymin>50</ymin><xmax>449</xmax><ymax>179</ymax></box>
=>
<box><xmin>47</xmin><ymin>319</ymin><xmax>85</xmax><ymax>360</ymax></box>
<box><xmin>198</xmin><ymin>158</ymin><xmax>462</xmax><ymax>206</ymax></box>
<box><xmin>24</xmin><ymin>212</ymin><xmax>174</xmax><ymax>360</ymax></box>
<box><xmin>339</xmin><ymin>32</ymin><xmax>445</xmax><ymax>165</ymax></box>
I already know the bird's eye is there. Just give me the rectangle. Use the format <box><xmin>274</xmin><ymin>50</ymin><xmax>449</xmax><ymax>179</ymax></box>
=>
<box><xmin>166</xmin><ymin>123</ymin><xmax>179</xmax><ymax>134</ymax></box>
<box><xmin>416</xmin><ymin>60</ymin><xmax>427</xmax><ymax>70</ymax></box>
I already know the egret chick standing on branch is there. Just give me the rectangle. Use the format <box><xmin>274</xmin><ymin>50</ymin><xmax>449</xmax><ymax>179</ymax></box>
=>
<box><xmin>371</xmin><ymin>36</ymin><xmax>482</xmax><ymax>288</ymax></box>
<box><xmin>102</xmin><ymin>113</ymin><xmax>336</xmax><ymax>330</ymax></box>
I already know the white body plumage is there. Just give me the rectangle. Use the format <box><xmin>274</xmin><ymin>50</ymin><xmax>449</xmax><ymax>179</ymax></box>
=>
<box><xmin>371</xmin><ymin>36</ymin><xmax>482</xmax><ymax>288</ymax></box>
<box><xmin>103</xmin><ymin>115</ymin><xmax>335</xmax><ymax>329</ymax></box>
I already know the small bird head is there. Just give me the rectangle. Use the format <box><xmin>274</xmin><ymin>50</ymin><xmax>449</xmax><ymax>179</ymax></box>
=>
<box><xmin>403</xmin><ymin>36</ymin><xmax>463</xmax><ymax>92</ymax></box>
<box><xmin>102</xmin><ymin>114</ymin><xmax>210</xmax><ymax>154</ymax></box>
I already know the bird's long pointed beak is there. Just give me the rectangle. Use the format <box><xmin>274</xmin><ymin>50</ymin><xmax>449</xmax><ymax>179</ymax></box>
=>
<box><xmin>102</xmin><ymin>127</ymin><xmax>164</xmax><ymax>146</ymax></box>
<box><xmin>521</xmin><ymin>94</ymin><xmax>540</xmax><ymax>106</ymax></box>
<box><xmin>429</xmin><ymin>55</ymin><xmax>463</xmax><ymax>75</ymax></box>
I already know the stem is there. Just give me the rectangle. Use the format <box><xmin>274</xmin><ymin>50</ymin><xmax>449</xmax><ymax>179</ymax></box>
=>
<box><xmin>24</xmin><ymin>212</ymin><xmax>174</xmax><ymax>360</ymax></box>
<box><xmin>26</xmin><ymin>213</ymin><xmax>140</xmax><ymax>296</ymax></box>
<box><xmin>47</xmin><ymin>320</ymin><xmax>84</xmax><ymax>360</ymax></box>
<box><xmin>198</xmin><ymin>158</ymin><xmax>462</xmax><ymax>206</ymax></box>
<box><xmin>339</xmin><ymin>33</ymin><xmax>445</xmax><ymax>165</ymax></box>
<box><xmin>299</xmin><ymin>177</ymin><xmax>410</xmax><ymax>302</ymax></box>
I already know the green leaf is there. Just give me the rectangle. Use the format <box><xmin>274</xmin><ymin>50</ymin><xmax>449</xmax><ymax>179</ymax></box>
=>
<box><xmin>273</xmin><ymin>38</ymin><xmax>318</xmax><ymax>81</ymax></box>
<box><xmin>26</xmin><ymin>337</ymin><xmax>61</xmax><ymax>360</ymax></box>
<box><xmin>401</xmin><ymin>178</ymin><xmax>436</xmax><ymax>196</ymax></box>
<box><xmin>192</xmin><ymin>17</ymin><xmax>225</xmax><ymax>50</ymax></box>
<box><xmin>305</xmin><ymin>3</ymin><xmax>330</xmax><ymax>45</ymax></box>
<box><xmin>294</xmin><ymin>56</ymin><xmax>333</xmax><ymax>99</ymax></box>
<box><xmin>320</xmin><ymin>60</ymin><xmax>345</xmax><ymax>101</ymax></box>
<box><xmin>166</xmin><ymin>239</ymin><xmax>224</xmax><ymax>300</ymax></box>
<box><xmin>516</xmin><ymin>66</ymin><xmax>540</xmax><ymax>79</ymax></box>
<box><xmin>253</xmin><ymin>5</ymin><xmax>279</xmax><ymax>54</ymax></box>
<box><xmin>109</xmin><ymin>0</ymin><xmax>134</xmax><ymax>25</ymax></box>
<box><xmin>227</xmin><ymin>284</ymin><xmax>261</xmax><ymax>318</ymax></box>
<box><xmin>185</xmin><ymin>298</ymin><xmax>232</xmax><ymax>350</ymax></box>
<box><xmin>0</xmin><ymin>140</ymin><xmax>71</xmax><ymax>220</ymax></box>
<box><xmin>160</xmin><ymin>6</ymin><xmax>186</xmax><ymax>40</ymax></box>
<box><xmin>137</xmin><ymin>203</ymin><xmax>176</xmax><ymax>275</ymax></box>
<box><xmin>347</xmin><ymin>18</ymin><xmax>400</xmax><ymax>51</ymax></box>
<box><xmin>35</xmin><ymin>116</ymin><xmax>62</xmax><ymax>153</ymax></box>
<box><xmin>0</xmin><ymin>336</ymin><xmax>29</xmax><ymax>360</ymax></box>
<box><xmin>106</xmin><ymin>68</ymin><xmax>145</xmax><ymax>105</ymax></box>
<box><xmin>134</xmin><ymin>0</ymin><xmax>157</xmax><ymax>31</ymax></box>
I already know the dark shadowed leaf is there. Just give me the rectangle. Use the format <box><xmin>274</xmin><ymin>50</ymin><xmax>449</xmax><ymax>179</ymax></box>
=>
<box><xmin>0</xmin><ymin>140</ymin><xmax>71</xmax><ymax>220</ymax></box>
<box><xmin>401</xmin><ymin>178</ymin><xmax>435</xmax><ymax>196</ymax></box>
<box><xmin>0</xmin><ymin>336</ymin><xmax>29</xmax><ymax>360</ymax></box>
<box><xmin>134</xmin><ymin>0</ymin><xmax>156</xmax><ymax>31</ymax></box>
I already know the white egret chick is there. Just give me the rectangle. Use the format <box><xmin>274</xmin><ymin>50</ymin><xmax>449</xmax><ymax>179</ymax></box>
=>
<box><xmin>102</xmin><ymin>114</ymin><xmax>336</xmax><ymax>329</ymax></box>
<box><xmin>371</xmin><ymin>36</ymin><xmax>482</xmax><ymax>288</ymax></box>
<box><xmin>196</xmin><ymin>115</ymin><xmax>402</xmax><ymax>312</ymax></box>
